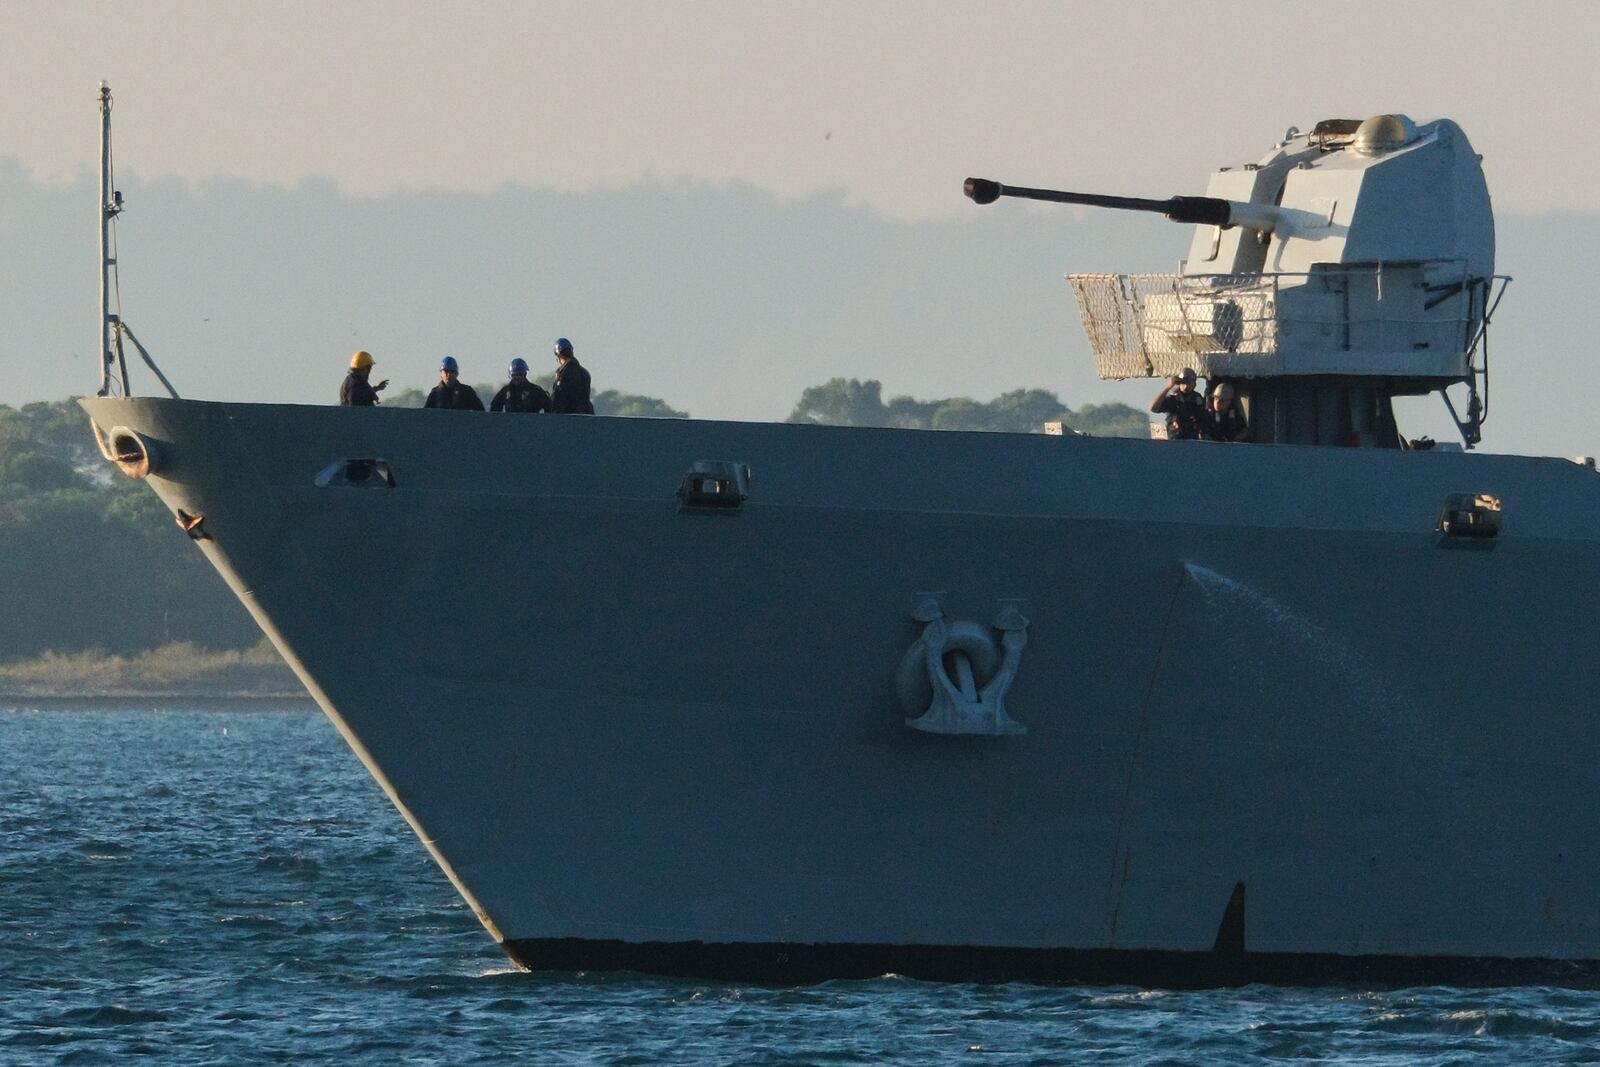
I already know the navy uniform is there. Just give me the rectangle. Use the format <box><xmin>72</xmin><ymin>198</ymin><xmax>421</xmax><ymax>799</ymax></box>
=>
<box><xmin>340</xmin><ymin>350</ymin><xmax>386</xmax><ymax>406</ymax></box>
<box><xmin>340</xmin><ymin>371</ymin><xmax>380</xmax><ymax>407</ymax></box>
<box><xmin>1151</xmin><ymin>370</ymin><xmax>1206</xmax><ymax>440</ymax></box>
<box><xmin>425</xmin><ymin>356</ymin><xmax>486</xmax><ymax>411</ymax></box>
<box><xmin>491</xmin><ymin>358</ymin><xmax>551</xmax><ymax>413</ymax></box>
<box><xmin>551</xmin><ymin>337</ymin><xmax>595</xmax><ymax>415</ymax></box>
<box><xmin>1208</xmin><ymin>405</ymin><xmax>1249</xmax><ymax>442</ymax></box>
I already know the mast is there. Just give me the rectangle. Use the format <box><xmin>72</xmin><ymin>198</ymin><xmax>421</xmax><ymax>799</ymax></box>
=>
<box><xmin>95</xmin><ymin>85</ymin><xmax>177</xmax><ymax>400</ymax></box>
<box><xmin>98</xmin><ymin>82</ymin><xmax>128</xmax><ymax>397</ymax></box>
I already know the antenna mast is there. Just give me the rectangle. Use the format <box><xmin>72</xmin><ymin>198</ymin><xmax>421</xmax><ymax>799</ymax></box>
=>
<box><xmin>98</xmin><ymin>83</ymin><xmax>128</xmax><ymax>396</ymax></box>
<box><xmin>95</xmin><ymin>84</ymin><xmax>179</xmax><ymax>400</ymax></box>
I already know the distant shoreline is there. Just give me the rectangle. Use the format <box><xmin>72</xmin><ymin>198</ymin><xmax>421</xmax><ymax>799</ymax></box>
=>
<box><xmin>0</xmin><ymin>694</ymin><xmax>318</xmax><ymax>711</ymax></box>
<box><xmin>0</xmin><ymin>640</ymin><xmax>307</xmax><ymax>706</ymax></box>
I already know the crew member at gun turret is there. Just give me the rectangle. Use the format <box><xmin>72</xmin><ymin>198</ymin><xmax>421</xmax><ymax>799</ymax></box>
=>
<box><xmin>1205</xmin><ymin>382</ymin><xmax>1249</xmax><ymax>443</ymax></box>
<box><xmin>340</xmin><ymin>350</ymin><xmax>388</xmax><ymax>407</ymax></box>
<box><xmin>1151</xmin><ymin>368</ymin><xmax>1206</xmax><ymax>440</ymax></box>
<box><xmin>551</xmin><ymin>337</ymin><xmax>595</xmax><ymax>414</ymax></box>
<box><xmin>425</xmin><ymin>356</ymin><xmax>486</xmax><ymax>411</ymax></box>
<box><xmin>490</xmin><ymin>358</ymin><xmax>551</xmax><ymax>413</ymax></box>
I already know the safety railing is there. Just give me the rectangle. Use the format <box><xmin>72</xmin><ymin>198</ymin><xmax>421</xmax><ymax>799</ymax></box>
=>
<box><xmin>1068</xmin><ymin>267</ymin><xmax>1496</xmax><ymax>380</ymax></box>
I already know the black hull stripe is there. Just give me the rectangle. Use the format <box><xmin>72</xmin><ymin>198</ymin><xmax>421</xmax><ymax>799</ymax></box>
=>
<box><xmin>503</xmin><ymin>938</ymin><xmax>1600</xmax><ymax>989</ymax></box>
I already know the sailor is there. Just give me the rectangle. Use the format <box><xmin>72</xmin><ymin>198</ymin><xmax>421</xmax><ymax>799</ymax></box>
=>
<box><xmin>1150</xmin><ymin>368</ymin><xmax>1206</xmax><ymax>440</ymax></box>
<box><xmin>1206</xmin><ymin>382</ymin><xmax>1249</xmax><ymax>443</ymax></box>
<box><xmin>550</xmin><ymin>338</ymin><xmax>595</xmax><ymax>415</ymax></box>
<box><xmin>340</xmin><ymin>350</ymin><xmax>388</xmax><ymax>407</ymax></box>
<box><xmin>425</xmin><ymin>356</ymin><xmax>486</xmax><ymax>411</ymax></box>
<box><xmin>490</xmin><ymin>358</ymin><xmax>551</xmax><ymax>413</ymax></box>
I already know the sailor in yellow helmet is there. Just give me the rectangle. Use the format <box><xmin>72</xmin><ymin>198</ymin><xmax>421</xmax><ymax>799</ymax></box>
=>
<box><xmin>340</xmin><ymin>350</ymin><xmax>389</xmax><ymax>407</ymax></box>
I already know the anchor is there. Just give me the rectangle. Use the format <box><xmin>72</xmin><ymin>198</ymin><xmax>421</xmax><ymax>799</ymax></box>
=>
<box><xmin>896</xmin><ymin>594</ymin><xmax>1028</xmax><ymax>736</ymax></box>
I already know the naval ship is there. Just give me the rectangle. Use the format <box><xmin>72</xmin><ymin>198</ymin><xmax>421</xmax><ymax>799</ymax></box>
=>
<box><xmin>82</xmin><ymin>86</ymin><xmax>1600</xmax><ymax>986</ymax></box>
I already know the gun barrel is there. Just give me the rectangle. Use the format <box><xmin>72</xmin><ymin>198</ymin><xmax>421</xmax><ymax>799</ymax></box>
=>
<box><xmin>963</xmin><ymin>178</ymin><xmax>1279</xmax><ymax>232</ymax></box>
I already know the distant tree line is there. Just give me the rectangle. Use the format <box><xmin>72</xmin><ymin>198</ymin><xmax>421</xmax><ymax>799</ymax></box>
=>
<box><xmin>786</xmin><ymin>378</ymin><xmax>1148</xmax><ymax>437</ymax></box>
<box><xmin>0</xmin><ymin>384</ymin><xmax>1150</xmax><ymax>664</ymax></box>
<box><xmin>0</xmin><ymin>400</ymin><xmax>264</xmax><ymax>660</ymax></box>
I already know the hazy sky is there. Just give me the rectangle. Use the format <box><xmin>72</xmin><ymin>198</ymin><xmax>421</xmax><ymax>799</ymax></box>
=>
<box><xmin>7</xmin><ymin>1</ymin><xmax>1600</xmax><ymax>219</ymax></box>
<box><xmin>6</xmin><ymin>1</ymin><xmax>1600</xmax><ymax>456</ymax></box>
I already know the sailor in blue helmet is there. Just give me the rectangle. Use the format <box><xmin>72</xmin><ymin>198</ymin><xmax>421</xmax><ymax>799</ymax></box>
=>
<box><xmin>490</xmin><ymin>357</ymin><xmax>551</xmax><ymax>413</ymax></box>
<box><xmin>550</xmin><ymin>338</ymin><xmax>595</xmax><ymax>415</ymax></box>
<box><xmin>425</xmin><ymin>355</ymin><xmax>485</xmax><ymax>411</ymax></box>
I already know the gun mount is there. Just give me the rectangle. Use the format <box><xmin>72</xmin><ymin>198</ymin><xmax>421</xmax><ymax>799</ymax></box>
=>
<box><xmin>969</xmin><ymin>115</ymin><xmax>1509</xmax><ymax>448</ymax></box>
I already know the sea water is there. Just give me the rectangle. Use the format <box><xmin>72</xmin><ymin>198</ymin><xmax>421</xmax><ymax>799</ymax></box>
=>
<box><xmin>3</xmin><ymin>706</ymin><xmax>1600</xmax><ymax>1066</ymax></box>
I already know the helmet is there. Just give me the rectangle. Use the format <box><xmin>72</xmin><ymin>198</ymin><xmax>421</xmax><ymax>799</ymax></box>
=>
<box><xmin>440</xmin><ymin>356</ymin><xmax>459</xmax><ymax>373</ymax></box>
<box><xmin>508</xmin><ymin>357</ymin><xmax>529</xmax><ymax>377</ymax></box>
<box><xmin>553</xmin><ymin>337</ymin><xmax>573</xmax><ymax>357</ymax></box>
<box><xmin>350</xmin><ymin>350</ymin><xmax>375</xmax><ymax>370</ymax></box>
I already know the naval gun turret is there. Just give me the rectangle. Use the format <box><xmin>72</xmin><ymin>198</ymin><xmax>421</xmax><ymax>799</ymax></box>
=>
<box><xmin>967</xmin><ymin>115</ymin><xmax>1507</xmax><ymax>447</ymax></box>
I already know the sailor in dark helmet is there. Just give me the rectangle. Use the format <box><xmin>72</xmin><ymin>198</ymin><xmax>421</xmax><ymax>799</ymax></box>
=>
<box><xmin>1205</xmin><ymin>381</ymin><xmax>1249</xmax><ymax>443</ymax></box>
<box><xmin>424</xmin><ymin>355</ymin><xmax>485</xmax><ymax>411</ymax></box>
<box><xmin>1150</xmin><ymin>367</ymin><xmax>1206</xmax><ymax>440</ymax></box>
<box><xmin>490</xmin><ymin>357</ymin><xmax>551</xmax><ymax>413</ymax></box>
<box><xmin>550</xmin><ymin>337</ymin><xmax>595</xmax><ymax>415</ymax></box>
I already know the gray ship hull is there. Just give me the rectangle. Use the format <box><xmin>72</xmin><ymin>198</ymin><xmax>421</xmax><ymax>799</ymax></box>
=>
<box><xmin>81</xmin><ymin>396</ymin><xmax>1600</xmax><ymax>984</ymax></box>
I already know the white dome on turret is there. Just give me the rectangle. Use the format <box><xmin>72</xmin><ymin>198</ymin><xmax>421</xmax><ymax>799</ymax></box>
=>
<box><xmin>1352</xmin><ymin>113</ymin><xmax>1419</xmax><ymax>155</ymax></box>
